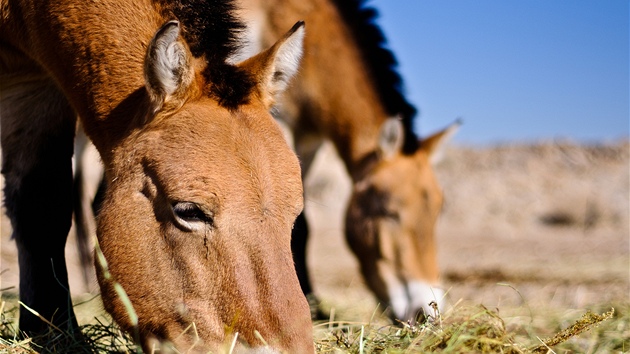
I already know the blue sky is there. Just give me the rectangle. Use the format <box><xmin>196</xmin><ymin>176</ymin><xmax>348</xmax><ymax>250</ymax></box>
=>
<box><xmin>369</xmin><ymin>1</ymin><xmax>629</xmax><ymax>145</ymax></box>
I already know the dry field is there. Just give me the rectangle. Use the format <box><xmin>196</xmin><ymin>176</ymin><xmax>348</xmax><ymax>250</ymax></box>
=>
<box><xmin>1</xmin><ymin>139</ymin><xmax>628</xmax><ymax>351</ymax></box>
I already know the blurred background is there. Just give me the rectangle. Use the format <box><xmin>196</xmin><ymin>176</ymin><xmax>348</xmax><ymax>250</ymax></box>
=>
<box><xmin>371</xmin><ymin>0</ymin><xmax>628</xmax><ymax>145</ymax></box>
<box><xmin>301</xmin><ymin>0</ymin><xmax>629</xmax><ymax>322</ymax></box>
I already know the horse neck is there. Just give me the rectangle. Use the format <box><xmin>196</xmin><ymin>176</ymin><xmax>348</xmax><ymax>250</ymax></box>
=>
<box><xmin>5</xmin><ymin>0</ymin><xmax>159</xmax><ymax>153</ymax></box>
<box><xmin>252</xmin><ymin>0</ymin><xmax>390</xmax><ymax>178</ymax></box>
<box><xmin>301</xmin><ymin>66</ymin><xmax>388</xmax><ymax>178</ymax></box>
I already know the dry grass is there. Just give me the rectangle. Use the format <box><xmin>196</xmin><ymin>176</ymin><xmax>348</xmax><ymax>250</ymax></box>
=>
<box><xmin>1</xmin><ymin>292</ymin><xmax>626</xmax><ymax>353</ymax></box>
<box><xmin>314</xmin><ymin>303</ymin><xmax>624</xmax><ymax>353</ymax></box>
<box><xmin>315</xmin><ymin>304</ymin><xmax>525</xmax><ymax>353</ymax></box>
<box><xmin>0</xmin><ymin>295</ymin><xmax>138</xmax><ymax>354</ymax></box>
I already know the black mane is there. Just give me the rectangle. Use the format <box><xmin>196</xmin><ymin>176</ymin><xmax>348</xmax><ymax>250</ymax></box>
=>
<box><xmin>332</xmin><ymin>0</ymin><xmax>419</xmax><ymax>153</ymax></box>
<box><xmin>158</xmin><ymin>0</ymin><xmax>255</xmax><ymax>108</ymax></box>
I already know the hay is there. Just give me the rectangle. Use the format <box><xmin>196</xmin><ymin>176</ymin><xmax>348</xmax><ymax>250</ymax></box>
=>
<box><xmin>0</xmin><ymin>299</ymin><xmax>623</xmax><ymax>353</ymax></box>
<box><xmin>530</xmin><ymin>308</ymin><xmax>615</xmax><ymax>353</ymax></box>
<box><xmin>315</xmin><ymin>304</ymin><xmax>526</xmax><ymax>353</ymax></box>
<box><xmin>0</xmin><ymin>300</ymin><xmax>137</xmax><ymax>354</ymax></box>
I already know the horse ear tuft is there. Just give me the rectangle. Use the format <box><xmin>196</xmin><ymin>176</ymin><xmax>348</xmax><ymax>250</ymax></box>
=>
<box><xmin>144</xmin><ymin>21</ymin><xmax>194</xmax><ymax>113</ymax></box>
<box><xmin>378</xmin><ymin>117</ymin><xmax>404</xmax><ymax>160</ymax></box>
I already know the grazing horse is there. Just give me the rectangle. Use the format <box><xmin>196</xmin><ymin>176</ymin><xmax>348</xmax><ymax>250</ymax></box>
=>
<box><xmin>236</xmin><ymin>0</ymin><xmax>459</xmax><ymax>322</ymax></box>
<box><xmin>0</xmin><ymin>0</ymin><xmax>314</xmax><ymax>351</ymax></box>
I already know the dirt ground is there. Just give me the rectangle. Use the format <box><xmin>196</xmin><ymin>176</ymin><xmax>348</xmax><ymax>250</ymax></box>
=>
<box><xmin>1</xmin><ymin>139</ymin><xmax>628</xmax><ymax>326</ymax></box>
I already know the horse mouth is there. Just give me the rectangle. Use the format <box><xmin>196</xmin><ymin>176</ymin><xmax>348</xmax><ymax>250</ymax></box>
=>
<box><xmin>385</xmin><ymin>281</ymin><xmax>445</xmax><ymax>325</ymax></box>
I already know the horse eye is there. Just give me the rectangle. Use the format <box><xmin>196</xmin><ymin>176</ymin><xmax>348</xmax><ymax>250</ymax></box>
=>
<box><xmin>385</xmin><ymin>210</ymin><xmax>400</xmax><ymax>221</ymax></box>
<box><xmin>172</xmin><ymin>202</ymin><xmax>213</xmax><ymax>230</ymax></box>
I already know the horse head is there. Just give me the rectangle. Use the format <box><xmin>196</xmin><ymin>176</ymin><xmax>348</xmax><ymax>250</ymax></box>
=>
<box><xmin>345</xmin><ymin>118</ymin><xmax>459</xmax><ymax>324</ymax></box>
<box><xmin>95</xmin><ymin>21</ymin><xmax>313</xmax><ymax>352</ymax></box>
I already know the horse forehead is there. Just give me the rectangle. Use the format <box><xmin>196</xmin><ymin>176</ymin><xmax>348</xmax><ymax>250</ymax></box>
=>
<box><xmin>148</xmin><ymin>123</ymin><xmax>287</xmax><ymax>177</ymax></box>
<box><xmin>151</xmin><ymin>104</ymin><xmax>283</xmax><ymax>154</ymax></box>
<box><xmin>141</xmin><ymin>109</ymin><xmax>301</xmax><ymax>206</ymax></box>
<box><xmin>374</xmin><ymin>154</ymin><xmax>432</xmax><ymax>187</ymax></box>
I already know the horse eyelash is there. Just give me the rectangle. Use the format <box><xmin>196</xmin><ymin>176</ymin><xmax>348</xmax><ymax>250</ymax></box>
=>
<box><xmin>172</xmin><ymin>202</ymin><xmax>214</xmax><ymax>225</ymax></box>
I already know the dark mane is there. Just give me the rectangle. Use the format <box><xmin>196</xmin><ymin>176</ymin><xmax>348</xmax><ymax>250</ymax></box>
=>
<box><xmin>331</xmin><ymin>0</ymin><xmax>419</xmax><ymax>153</ymax></box>
<box><xmin>158</xmin><ymin>0</ymin><xmax>255</xmax><ymax>108</ymax></box>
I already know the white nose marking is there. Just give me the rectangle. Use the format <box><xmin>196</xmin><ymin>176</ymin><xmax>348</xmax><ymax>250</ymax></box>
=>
<box><xmin>388</xmin><ymin>281</ymin><xmax>445</xmax><ymax>321</ymax></box>
<box><xmin>408</xmin><ymin>281</ymin><xmax>445</xmax><ymax>319</ymax></box>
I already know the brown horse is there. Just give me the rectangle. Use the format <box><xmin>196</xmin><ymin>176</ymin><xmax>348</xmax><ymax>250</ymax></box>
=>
<box><xmin>236</xmin><ymin>0</ymin><xmax>459</xmax><ymax>322</ymax></box>
<box><xmin>0</xmin><ymin>0</ymin><xmax>314</xmax><ymax>352</ymax></box>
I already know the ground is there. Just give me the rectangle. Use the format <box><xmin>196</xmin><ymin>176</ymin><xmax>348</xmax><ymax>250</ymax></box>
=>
<box><xmin>1</xmin><ymin>139</ymin><xmax>628</xmax><ymax>341</ymax></box>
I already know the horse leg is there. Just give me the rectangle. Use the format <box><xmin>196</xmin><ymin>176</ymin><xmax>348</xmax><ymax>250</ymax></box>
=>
<box><xmin>291</xmin><ymin>211</ymin><xmax>312</xmax><ymax>295</ymax></box>
<box><xmin>291</xmin><ymin>134</ymin><xmax>331</xmax><ymax>319</ymax></box>
<box><xmin>1</xmin><ymin>67</ymin><xmax>78</xmax><ymax>337</ymax></box>
<box><xmin>73</xmin><ymin>131</ymin><xmax>102</xmax><ymax>288</ymax></box>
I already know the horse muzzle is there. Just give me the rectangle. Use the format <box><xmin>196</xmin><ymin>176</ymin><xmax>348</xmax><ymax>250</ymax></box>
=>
<box><xmin>387</xmin><ymin>280</ymin><xmax>445</xmax><ymax>325</ymax></box>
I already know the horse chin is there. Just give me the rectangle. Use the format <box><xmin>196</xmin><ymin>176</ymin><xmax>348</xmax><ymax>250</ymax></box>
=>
<box><xmin>142</xmin><ymin>334</ymin><xmax>283</xmax><ymax>354</ymax></box>
<box><xmin>386</xmin><ymin>281</ymin><xmax>445</xmax><ymax>326</ymax></box>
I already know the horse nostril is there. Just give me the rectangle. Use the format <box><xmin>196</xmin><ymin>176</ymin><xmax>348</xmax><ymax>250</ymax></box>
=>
<box><xmin>389</xmin><ymin>308</ymin><xmax>428</xmax><ymax>327</ymax></box>
<box><xmin>413</xmin><ymin>307</ymin><xmax>428</xmax><ymax>325</ymax></box>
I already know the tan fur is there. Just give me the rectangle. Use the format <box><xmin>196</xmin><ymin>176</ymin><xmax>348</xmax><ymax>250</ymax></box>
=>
<box><xmin>237</xmin><ymin>0</ymin><xmax>457</xmax><ymax>321</ymax></box>
<box><xmin>1</xmin><ymin>0</ymin><xmax>313</xmax><ymax>352</ymax></box>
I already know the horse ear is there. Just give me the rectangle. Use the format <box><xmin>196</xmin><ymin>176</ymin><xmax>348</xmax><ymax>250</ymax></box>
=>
<box><xmin>419</xmin><ymin>119</ymin><xmax>461</xmax><ymax>165</ymax></box>
<box><xmin>378</xmin><ymin>118</ymin><xmax>405</xmax><ymax>160</ymax></box>
<box><xmin>237</xmin><ymin>21</ymin><xmax>305</xmax><ymax>107</ymax></box>
<box><xmin>144</xmin><ymin>21</ymin><xmax>194</xmax><ymax>113</ymax></box>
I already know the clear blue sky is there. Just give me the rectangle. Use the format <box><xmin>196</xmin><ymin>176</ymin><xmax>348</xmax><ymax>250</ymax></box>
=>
<box><xmin>370</xmin><ymin>1</ymin><xmax>629</xmax><ymax>145</ymax></box>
